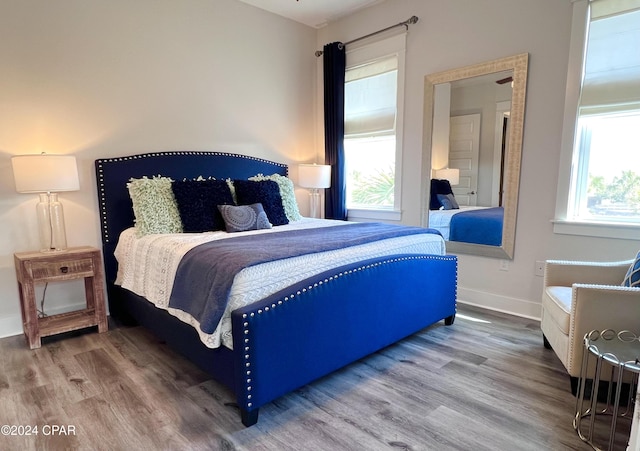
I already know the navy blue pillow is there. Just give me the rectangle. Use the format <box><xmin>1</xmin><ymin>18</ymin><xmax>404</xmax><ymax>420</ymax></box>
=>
<box><xmin>172</xmin><ymin>179</ymin><xmax>234</xmax><ymax>232</ymax></box>
<box><xmin>430</xmin><ymin>179</ymin><xmax>454</xmax><ymax>210</ymax></box>
<box><xmin>233</xmin><ymin>179</ymin><xmax>289</xmax><ymax>226</ymax></box>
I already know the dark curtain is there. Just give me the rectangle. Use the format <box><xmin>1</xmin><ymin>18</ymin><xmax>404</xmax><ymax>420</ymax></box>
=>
<box><xmin>323</xmin><ymin>42</ymin><xmax>347</xmax><ymax>220</ymax></box>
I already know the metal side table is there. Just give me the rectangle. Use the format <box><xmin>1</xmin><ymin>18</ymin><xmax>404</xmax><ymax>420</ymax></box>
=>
<box><xmin>574</xmin><ymin>330</ymin><xmax>640</xmax><ymax>451</ymax></box>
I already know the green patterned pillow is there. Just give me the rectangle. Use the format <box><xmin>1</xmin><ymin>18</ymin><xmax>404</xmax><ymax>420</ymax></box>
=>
<box><xmin>249</xmin><ymin>173</ymin><xmax>302</xmax><ymax>221</ymax></box>
<box><xmin>127</xmin><ymin>176</ymin><xmax>183</xmax><ymax>236</ymax></box>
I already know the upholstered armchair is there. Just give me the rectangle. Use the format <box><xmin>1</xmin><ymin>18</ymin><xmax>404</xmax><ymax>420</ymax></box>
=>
<box><xmin>540</xmin><ymin>258</ymin><xmax>640</xmax><ymax>391</ymax></box>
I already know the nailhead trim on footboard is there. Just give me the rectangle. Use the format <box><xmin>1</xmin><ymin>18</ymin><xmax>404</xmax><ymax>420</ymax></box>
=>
<box><xmin>238</xmin><ymin>254</ymin><xmax>457</xmax><ymax>409</ymax></box>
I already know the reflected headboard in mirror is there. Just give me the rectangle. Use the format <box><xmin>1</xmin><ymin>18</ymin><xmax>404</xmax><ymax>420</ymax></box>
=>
<box><xmin>422</xmin><ymin>53</ymin><xmax>528</xmax><ymax>259</ymax></box>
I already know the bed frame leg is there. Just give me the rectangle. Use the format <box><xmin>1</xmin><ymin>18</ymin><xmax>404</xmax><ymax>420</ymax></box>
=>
<box><xmin>241</xmin><ymin>408</ymin><xmax>259</xmax><ymax>427</ymax></box>
<box><xmin>444</xmin><ymin>314</ymin><xmax>455</xmax><ymax>326</ymax></box>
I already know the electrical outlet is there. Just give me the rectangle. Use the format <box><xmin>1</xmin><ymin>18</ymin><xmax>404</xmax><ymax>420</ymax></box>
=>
<box><xmin>499</xmin><ymin>260</ymin><xmax>509</xmax><ymax>271</ymax></box>
<box><xmin>535</xmin><ymin>260</ymin><xmax>545</xmax><ymax>277</ymax></box>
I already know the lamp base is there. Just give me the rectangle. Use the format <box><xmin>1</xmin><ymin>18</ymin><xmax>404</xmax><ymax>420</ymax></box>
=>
<box><xmin>308</xmin><ymin>189</ymin><xmax>322</xmax><ymax>219</ymax></box>
<box><xmin>36</xmin><ymin>193</ymin><xmax>68</xmax><ymax>252</ymax></box>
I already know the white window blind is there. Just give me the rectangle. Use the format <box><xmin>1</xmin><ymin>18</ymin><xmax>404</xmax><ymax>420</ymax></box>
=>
<box><xmin>579</xmin><ymin>1</ymin><xmax>640</xmax><ymax>114</ymax></box>
<box><xmin>345</xmin><ymin>56</ymin><xmax>398</xmax><ymax>137</ymax></box>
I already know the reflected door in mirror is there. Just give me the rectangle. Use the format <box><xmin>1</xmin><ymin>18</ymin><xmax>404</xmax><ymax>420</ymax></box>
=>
<box><xmin>422</xmin><ymin>53</ymin><xmax>528</xmax><ymax>259</ymax></box>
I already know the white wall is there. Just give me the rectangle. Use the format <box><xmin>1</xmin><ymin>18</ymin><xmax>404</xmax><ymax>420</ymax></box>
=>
<box><xmin>0</xmin><ymin>0</ymin><xmax>317</xmax><ymax>337</ymax></box>
<box><xmin>318</xmin><ymin>0</ymin><xmax>640</xmax><ymax>318</ymax></box>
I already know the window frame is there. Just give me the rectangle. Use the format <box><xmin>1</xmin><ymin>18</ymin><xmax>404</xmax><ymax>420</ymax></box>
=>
<box><xmin>553</xmin><ymin>0</ymin><xmax>640</xmax><ymax>239</ymax></box>
<box><xmin>343</xmin><ymin>33</ymin><xmax>406</xmax><ymax>221</ymax></box>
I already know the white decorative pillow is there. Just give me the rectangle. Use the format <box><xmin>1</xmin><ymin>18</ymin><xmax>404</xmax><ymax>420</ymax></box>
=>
<box><xmin>249</xmin><ymin>173</ymin><xmax>302</xmax><ymax>221</ymax></box>
<box><xmin>127</xmin><ymin>176</ymin><xmax>183</xmax><ymax>236</ymax></box>
<box><xmin>217</xmin><ymin>203</ymin><xmax>272</xmax><ymax>233</ymax></box>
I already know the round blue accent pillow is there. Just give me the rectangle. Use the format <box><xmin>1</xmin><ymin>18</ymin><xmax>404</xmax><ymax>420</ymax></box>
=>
<box><xmin>217</xmin><ymin>203</ymin><xmax>272</xmax><ymax>233</ymax></box>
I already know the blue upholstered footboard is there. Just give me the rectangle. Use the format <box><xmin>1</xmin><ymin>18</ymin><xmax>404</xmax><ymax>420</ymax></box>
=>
<box><xmin>231</xmin><ymin>254</ymin><xmax>457</xmax><ymax>426</ymax></box>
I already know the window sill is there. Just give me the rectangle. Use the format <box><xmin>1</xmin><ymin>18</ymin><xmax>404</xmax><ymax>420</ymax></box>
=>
<box><xmin>347</xmin><ymin>208</ymin><xmax>401</xmax><ymax>222</ymax></box>
<box><xmin>552</xmin><ymin>219</ymin><xmax>640</xmax><ymax>240</ymax></box>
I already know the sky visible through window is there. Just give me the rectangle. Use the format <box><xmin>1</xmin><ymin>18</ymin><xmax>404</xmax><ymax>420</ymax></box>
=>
<box><xmin>587</xmin><ymin>114</ymin><xmax>640</xmax><ymax>180</ymax></box>
<box><xmin>582</xmin><ymin>113</ymin><xmax>640</xmax><ymax>220</ymax></box>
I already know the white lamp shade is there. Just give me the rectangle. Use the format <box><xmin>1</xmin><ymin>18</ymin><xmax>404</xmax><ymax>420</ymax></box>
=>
<box><xmin>298</xmin><ymin>164</ymin><xmax>331</xmax><ymax>189</ymax></box>
<box><xmin>12</xmin><ymin>154</ymin><xmax>80</xmax><ymax>193</ymax></box>
<box><xmin>434</xmin><ymin>168</ymin><xmax>460</xmax><ymax>186</ymax></box>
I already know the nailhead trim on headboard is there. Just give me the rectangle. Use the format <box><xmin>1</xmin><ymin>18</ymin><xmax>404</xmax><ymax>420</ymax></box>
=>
<box><xmin>95</xmin><ymin>151</ymin><xmax>288</xmax><ymax>244</ymax></box>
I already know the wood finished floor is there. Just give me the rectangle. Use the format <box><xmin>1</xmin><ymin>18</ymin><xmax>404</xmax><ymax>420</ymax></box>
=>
<box><xmin>0</xmin><ymin>305</ymin><xmax>631</xmax><ymax>451</ymax></box>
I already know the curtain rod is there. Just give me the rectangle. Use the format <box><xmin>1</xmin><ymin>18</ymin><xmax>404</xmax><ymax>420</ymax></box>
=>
<box><xmin>314</xmin><ymin>15</ymin><xmax>419</xmax><ymax>57</ymax></box>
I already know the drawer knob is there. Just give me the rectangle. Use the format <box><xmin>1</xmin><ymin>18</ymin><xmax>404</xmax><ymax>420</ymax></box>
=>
<box><xmin>60</xmin><ymin>266</ymin><xmax>69</xmax><ymax>274</ymax></box>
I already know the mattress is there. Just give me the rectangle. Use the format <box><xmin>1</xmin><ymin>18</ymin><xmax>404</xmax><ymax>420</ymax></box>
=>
<box><xmin>114</xmin><ymin>218</ymin><xmax>446</xmax><ymax>349</ymax></box>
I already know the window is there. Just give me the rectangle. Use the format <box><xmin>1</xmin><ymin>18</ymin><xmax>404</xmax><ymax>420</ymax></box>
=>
<box><xmin>343</xmin><ymin>34</ymin><xmax>405</xmax><ymax>216</ymax></box>
<box><xmin>571</xmin><ymin>113</ymin><xmax>640</xmax><ymax>222</ymax></box>
<box><xmin>557</xmin><ymin>0</ymin><xmax>640</xmax><ymax>235</ymax></box>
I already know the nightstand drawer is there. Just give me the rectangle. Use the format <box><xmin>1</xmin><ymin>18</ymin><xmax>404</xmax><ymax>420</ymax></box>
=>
<box><xmin>29</xmin><ymin>258</ymin><xmax>94</xmax><ymax>280</ymax></box>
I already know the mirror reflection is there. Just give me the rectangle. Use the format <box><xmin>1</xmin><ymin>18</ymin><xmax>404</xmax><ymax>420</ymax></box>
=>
<box><xmin>422</xmin><ymin>54</ymin><xmax>528</xmax><ymax>259</ymax></box>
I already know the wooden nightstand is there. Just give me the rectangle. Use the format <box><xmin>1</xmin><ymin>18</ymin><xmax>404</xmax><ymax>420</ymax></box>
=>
<box><xmin>14</xmin><ymin>246</ymin><xmax>108</xmax><ymax>349</ymax></box>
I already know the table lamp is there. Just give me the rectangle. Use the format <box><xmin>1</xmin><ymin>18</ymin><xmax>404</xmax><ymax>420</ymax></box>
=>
<box><xmin>435</xmin><ymin>168</ymin><xmax>460</xmax><ymax>186</ymax></box>
<box><xmin>298</xmin><ymin>163</ymin><xmax>331</xmax><ymax>218</ymax></box>
<box><xmin>11</xmin><ymin>154</ymin><xmax>80</xmax><ymax>252</ymax></box>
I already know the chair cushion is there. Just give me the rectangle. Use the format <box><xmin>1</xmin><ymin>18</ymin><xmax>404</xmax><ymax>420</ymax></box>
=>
<box><xmin>543</xmin><ymin>286</ymin><xmax>572</xmax><ymax>335</ymax></box>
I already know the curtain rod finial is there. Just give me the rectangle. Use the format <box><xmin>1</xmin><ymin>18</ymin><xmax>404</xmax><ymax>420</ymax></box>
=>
<box><xmin>408</xmin><ymin>16</ymin><xmax>419</xmax><ymax>25</ymax></box>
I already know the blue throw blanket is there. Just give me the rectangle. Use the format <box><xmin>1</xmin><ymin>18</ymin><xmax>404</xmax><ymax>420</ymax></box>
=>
<box><xmin>169</xmin><ymin>223</ymin><xmax>441</xmax><ymax>333</ymax></box>
<box><xmin>449</xmin><ymin>206</ymin><xmax>503</xmax><ymax>246</ymax></box>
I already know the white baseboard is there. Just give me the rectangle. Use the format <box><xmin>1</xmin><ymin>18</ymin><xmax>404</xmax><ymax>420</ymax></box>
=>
<box><xmin>457</xmin><ymin>286</ymin><xmax>542</xmax><ymax>321</ymax></box>
<box><xmin>0</xmin><ymin>302</ymin><xmax>90</xmax><ymax>340</ymax></box>
<box><xmin>1</xmin><ymin>290</ymin><xmax>539</xmax><ymax>340</ymax></box>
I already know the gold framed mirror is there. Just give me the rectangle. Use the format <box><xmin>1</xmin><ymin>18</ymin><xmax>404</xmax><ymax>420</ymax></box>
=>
<box><xmin>422</xmin><ymin>53</ymin><xmax>528</xmax><ymax>259</ymax></box>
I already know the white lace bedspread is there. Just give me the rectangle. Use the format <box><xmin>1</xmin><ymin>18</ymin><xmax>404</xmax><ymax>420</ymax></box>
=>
<box><xmin>114</xmin><ymin>218</ymin><xmax>446</xmax><ymax>349</ymax></box>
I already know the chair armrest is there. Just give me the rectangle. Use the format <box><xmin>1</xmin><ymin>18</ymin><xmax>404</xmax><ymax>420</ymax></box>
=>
<box><xmin>544</xmin><ymin>259</ymin><xmax>633</xmax><ymax>288</ymax></box>
<box><xmin>566</xmin><ymin>284</ymin><xmax>640</xmax><ymax>376</ymax></box>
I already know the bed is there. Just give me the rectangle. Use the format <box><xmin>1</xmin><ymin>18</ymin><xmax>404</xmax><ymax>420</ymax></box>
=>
<box><xmin>429</xmin><ymin>206</ymin><xmax>504</xmax><ymax>245</ymax></box>
<box><xmin>95</xmin><ymin>151</ymin><xmax>458</xmax><ymax>426</ymax></box>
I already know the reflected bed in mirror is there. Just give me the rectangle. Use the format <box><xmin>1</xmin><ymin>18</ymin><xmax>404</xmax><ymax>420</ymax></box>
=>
<box><xmin>422</xmin><ymin>53</ymin><xmax>528</xmax><ymax>259</ymax></box>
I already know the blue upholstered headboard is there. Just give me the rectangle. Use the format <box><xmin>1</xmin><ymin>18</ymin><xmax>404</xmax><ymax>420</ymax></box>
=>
<box><xmin>95</xmin><ymin>151</ymin><xmax>288</xmax><ymax>286</ymax></box>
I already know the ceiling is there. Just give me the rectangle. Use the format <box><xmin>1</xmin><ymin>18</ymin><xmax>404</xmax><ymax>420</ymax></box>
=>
<box><xmin>236</xmin><ymin>0</ymin><xmax>384</xmax><ymax>29</ymax></box>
